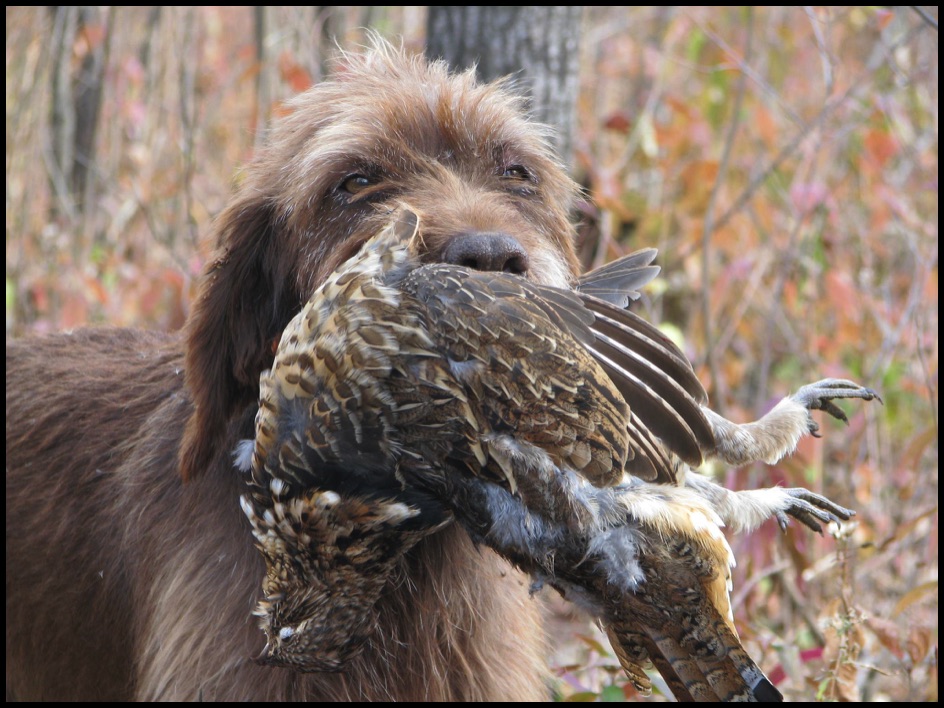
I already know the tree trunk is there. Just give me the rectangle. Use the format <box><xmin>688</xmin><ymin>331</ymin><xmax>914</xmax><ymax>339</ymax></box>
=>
<box><xmin>426</xmin><ymin>6</ymin><xmax>581</xmax><ymax>168</ymax></box>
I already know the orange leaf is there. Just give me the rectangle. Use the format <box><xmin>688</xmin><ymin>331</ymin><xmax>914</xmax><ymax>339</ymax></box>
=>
<box><xmin>865</xmin><ymin>616</ymin><xmax>903</xmax><ymax>658</ymax></box>
<box><xmin>906</xmin><ymin>626</ymin><xmax>933</xmax><ymax>664</ymax></box>
<box><xmin>864</xmin><ymin>128</ymin><xmax>898</xmax><ymax>169</ymax></box>
<box><xmin>893</xmin><ymin>580</ymin><xmax>938</xmax><ymax>618</ymax></box>
<box><xmin>874</xmin><ymin>8</ymin><xmax>894</xmax><ymax>30</ymax></box>
<box><xmin>83</xmin><ymin>274</ymin><xmax>109</xmax><ymax>305</ymax></box>
<box><xmin>278</xmin><ymin>52</ymin><xmax>312</xmax><ymax>93</ymax></box>
<box><xmin>754</xmin><ymin>104</ymin><xmax>778</xmax><ymax>149</ymax></box>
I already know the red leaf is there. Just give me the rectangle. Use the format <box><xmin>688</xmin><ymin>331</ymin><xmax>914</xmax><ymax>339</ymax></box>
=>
<box><xmin>603</xmin><ymin>111</ymin><xmax>632</xmax><ymax>134</ymax></box>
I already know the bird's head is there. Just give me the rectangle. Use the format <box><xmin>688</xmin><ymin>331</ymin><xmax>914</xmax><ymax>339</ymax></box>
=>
<box><xmin>253</xmin><ymin>578</ymin><xmax>379</xmax><ymax>673</ymax></box>
<box><xmin>241</xmin><ymin>488</ymin><xmax>452</xmax><ymax>673</ymax></box>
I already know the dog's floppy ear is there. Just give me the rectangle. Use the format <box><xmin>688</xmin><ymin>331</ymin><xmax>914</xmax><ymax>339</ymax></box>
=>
<box><xmin>179</xmin><ymin>195</ymin><xmax>297</xmax><ymax>482</ymax></box>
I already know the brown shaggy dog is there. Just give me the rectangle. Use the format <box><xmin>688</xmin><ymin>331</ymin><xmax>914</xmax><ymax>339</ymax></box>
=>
<box><xmin>6</xmin><ymin>44</ymin><xmax>583</xmax><ymax>700</ymax></box>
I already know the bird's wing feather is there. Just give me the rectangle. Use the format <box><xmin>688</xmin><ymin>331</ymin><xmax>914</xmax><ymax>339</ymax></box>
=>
<box><xmin>576</xmin><ymin>247</ymin><xmax>660</xmax><ymax>307</ymax></box>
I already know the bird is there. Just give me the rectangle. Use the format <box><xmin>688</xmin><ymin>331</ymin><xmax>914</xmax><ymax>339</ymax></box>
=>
<box><xmin>239</xmin><ymin>207</ymin><xmax>879</xmax><ymax>699</ymax></box>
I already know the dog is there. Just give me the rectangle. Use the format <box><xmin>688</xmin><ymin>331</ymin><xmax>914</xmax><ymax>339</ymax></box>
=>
<box><xmin>6</xmin><ymin>42</ymin><xmax>583</xmax><ymax>700</ymax></box>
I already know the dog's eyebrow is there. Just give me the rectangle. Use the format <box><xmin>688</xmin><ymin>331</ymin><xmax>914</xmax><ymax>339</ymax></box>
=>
<box><xmin>493</xmin><ymin>140</ymin><xmax>548</xmax><ymax>171</ymax></box>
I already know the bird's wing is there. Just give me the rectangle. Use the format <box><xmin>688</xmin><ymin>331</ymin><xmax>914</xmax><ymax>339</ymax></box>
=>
<box><xmin>574</xmin><ymin>249</ymin><xmax>713</xmax><ymax>469</ymax></box>
<box><xmin>578</xmin><ymin>293</ymin><xmax>714</xmax><ymax>468</ymax></box>
<box><xmin>398</xmin><ymin>264</ymin><xmax>633</xmax><ymax>488</ymax></box>
<box><xmin>575</xmin><ymin>247</ymin><xmax>660</xmax><ymax>307</ymax></box>
<box><xmin>399</xmin><ymin>261</ymin><xmax>719</xmax><ymax>484</ymax></box>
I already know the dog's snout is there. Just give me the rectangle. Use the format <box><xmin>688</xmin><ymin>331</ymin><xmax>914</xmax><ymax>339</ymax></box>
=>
<box><xmin>442</xmin><ymin>232</ymin><xmax>530</xmax><ymax>275</ymax></box>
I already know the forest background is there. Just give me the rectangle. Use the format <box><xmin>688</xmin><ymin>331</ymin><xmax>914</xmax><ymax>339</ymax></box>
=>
<box><xmin>5</xmin><ymin>6</ymin><xmax>938</xmax><ymax>701</ymax></box>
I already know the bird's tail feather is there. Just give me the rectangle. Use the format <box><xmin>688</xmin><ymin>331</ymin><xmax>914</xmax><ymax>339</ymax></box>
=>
<box><xmin>606</xmin><ymin>604</ymin><xmax>782</xmax><ymax>702</ymax></box>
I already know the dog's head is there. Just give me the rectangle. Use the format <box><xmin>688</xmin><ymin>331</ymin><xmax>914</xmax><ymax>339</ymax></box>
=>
<box><xmin>180</xmin><ymin>40</ymin><xmax>581</xmax><ymax>481</ymax></box>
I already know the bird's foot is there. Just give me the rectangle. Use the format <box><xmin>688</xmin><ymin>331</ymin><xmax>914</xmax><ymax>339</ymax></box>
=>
<box><xmin>773</xmin><ymin>488</ymin><xmax>855</xmax><ymax>534</ymax></box>
<box><xmin>791</xmin><ymin>378</ymin><xmax>882</xmax><ymax>437</ymax></box>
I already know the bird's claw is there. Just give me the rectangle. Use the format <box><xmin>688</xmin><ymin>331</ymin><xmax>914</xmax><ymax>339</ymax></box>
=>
<box><xmin>775</xmin><ymin>488</ymin><xmax>856</xmax><ymax>534</ymax></box>
<box><xmin>793</xmin><ymin>378</ymin><xmax>882</xmax><ymax>427</ymax></box>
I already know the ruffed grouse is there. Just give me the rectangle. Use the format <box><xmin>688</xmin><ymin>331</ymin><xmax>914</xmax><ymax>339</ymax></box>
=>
<box><xmin>239</xmin><ymin>208</ymin><xmax>878</xmax><ymax>700</ymax></box>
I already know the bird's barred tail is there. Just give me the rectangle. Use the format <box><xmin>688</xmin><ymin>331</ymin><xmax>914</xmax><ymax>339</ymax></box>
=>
<box><xmin>607</xmin><ymin>611</ymin><xmax>782</xmax><ymax>702</ymax></box>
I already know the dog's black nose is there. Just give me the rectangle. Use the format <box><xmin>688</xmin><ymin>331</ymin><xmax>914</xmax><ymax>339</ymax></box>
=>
<box><xmin>442</xmin><ymin>232</ymin><xmax>530</xmax><ymax>275</ymax></box>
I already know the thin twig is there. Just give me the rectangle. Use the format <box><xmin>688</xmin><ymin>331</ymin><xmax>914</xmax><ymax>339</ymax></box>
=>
<box><xmin>909</xmin><ymin>6</ymin><xmax>938</xmax><ymax>31</ymax></box>
<box><xmin>803</xmin><ymin>6</ymin><xmax>834</xmax><ymax>96</ymax></box>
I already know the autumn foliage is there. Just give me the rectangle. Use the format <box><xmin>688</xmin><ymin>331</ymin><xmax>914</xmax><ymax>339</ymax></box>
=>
<box><xmin>5</xmin><ymin>7</ymin><xmax>937</xmax><ymax>701</ymax></box>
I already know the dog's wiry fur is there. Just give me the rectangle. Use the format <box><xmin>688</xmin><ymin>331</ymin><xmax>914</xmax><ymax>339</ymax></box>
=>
<box><xmin>6</xmin><ymin>42</ymin><xmax>579</xmax><ymax>700</ymax></box>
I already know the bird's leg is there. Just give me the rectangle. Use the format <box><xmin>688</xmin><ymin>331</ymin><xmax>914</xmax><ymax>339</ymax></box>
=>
<box><xmin>682</xmin><ymin>471</ymin><xmax>855</xmax><ymax>534</ymax></box>
<box><xmin>701</xmin><ymin>378</ymin><xmax>880</xmax><ymax>468</ymax></box>
<box><xmin>685</xmin><ymin>379</ymin><xmax>879</xmax><ymax>534</ymax></box>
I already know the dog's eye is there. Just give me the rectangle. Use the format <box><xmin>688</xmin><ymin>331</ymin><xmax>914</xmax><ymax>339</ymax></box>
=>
<box><xmin>502</xmin><ymin>165</ymin><xmax>532</xmax><ymax>181</ymax></box>
<box><xmin>340</xmin><ymin>174</ymin><xmax>375</xmax><ymax>195</ymax></box>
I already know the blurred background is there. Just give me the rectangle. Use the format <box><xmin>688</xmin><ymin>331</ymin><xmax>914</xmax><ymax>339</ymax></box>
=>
<box><xmin>5</xmin><ymin>6</ymin><xmax>937</xmax><ymax>701</ymax></box>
